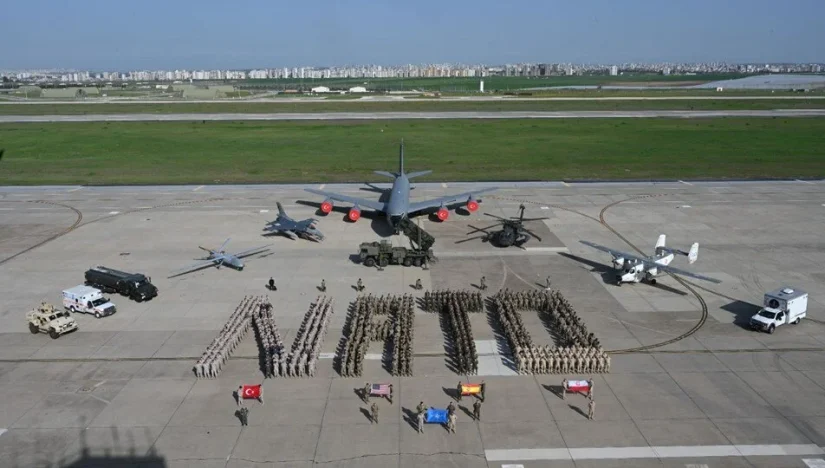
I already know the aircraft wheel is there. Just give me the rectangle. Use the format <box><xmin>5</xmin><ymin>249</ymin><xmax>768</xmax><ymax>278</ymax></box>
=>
<box><xmin>29</xmin><ymin>323</ymin><xmax>39</xmax><ymax>334</ymax></box>
<box><xmin>768</xmin><ymin>324</ymin><xmax>775</xmax><ymax>334</ymax></box>
<box><xmin>364</xmin><ymin>257</ymin><xmax>376</xmax><ymax>268</ymax></box>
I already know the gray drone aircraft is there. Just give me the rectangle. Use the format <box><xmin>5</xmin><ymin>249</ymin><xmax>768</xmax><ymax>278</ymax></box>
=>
<box><xmin>304</xmin><ymin>140</ymin><xmax>498</xmax><ymax>233</ymax></box>
<box><xmin>169</xmin><ymin>238</ymin><xmax>271</xmax><ymax>277</ymax></box>
<box><xmin>263</xmin><ymin>202</ymin><xmax>324</xmax><ymax>242</ymax></box>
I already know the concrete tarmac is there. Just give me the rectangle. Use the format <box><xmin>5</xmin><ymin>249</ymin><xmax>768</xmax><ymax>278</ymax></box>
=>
<box><xmin>1</xmin><ymin>180</ymin><xmax>825</xmax><ymax>467</ymax></box>
<box><xmin>2</xmin><ymin>109</ymin><xmax>825</xmax><ymax>122</ymax></box>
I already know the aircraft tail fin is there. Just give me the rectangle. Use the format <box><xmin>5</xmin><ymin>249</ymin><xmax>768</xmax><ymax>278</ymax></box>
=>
<box><xmin>655</xmin><ymin>234</ymin><xmax>666</xmax><ymax>249</ymax></box>
<box><xmin>276</xmin><ymin>202</ymin><xmax>286</xmax><ymax>216</ymax></box>
<box><xmin>406</xmin><ymin>170</ymin><xmax>432</xmax><ymax>179</ymax></box>
<box><xmin>688</xmin><ymin>243</ymin><xmax>699</xmax><ymax>264</ymax></box>
<box><xmin>654</xmin><ymin>234</ymin><xmax>667</xmax><ymax>255</ymax></box>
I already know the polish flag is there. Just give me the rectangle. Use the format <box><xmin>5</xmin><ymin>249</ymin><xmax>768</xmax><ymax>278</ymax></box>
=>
<box><xmin>242</xmin><ymin>384</ymin><xmax>262</xmax><ymax>399</ymax></box>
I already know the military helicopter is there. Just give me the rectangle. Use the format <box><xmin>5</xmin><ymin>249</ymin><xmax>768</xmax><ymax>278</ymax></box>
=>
<box><xmin>457</xmin><ymin>204</ymin><xmax>549</xmax><ymax>248</ymax></box>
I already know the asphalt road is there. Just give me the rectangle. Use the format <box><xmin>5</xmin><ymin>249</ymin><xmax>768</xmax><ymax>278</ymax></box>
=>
<box><xmin>2</xmin><ymin>109</ymin><xmax>825</xmax><ymax>122</ymax></box>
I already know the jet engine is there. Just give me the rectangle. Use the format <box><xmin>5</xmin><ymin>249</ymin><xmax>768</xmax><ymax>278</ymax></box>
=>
<box><xmin>436</xmin><ymin>207</ymin><xmax>449</xmax><ymax>221</ymax></box>
<box><xmin>320</xmin><ymin>199</ymin><xmax>334</xmax><ymax>214</ymax></box>
<box><xmin>347</xmin><ymin>206</ymin><xmax>361</xmax><ymax>222</ymax></box>
<box><xmin>466</xmin><ymin>197</ymin><xmax>479</xmax><ymax>212</ymax></box>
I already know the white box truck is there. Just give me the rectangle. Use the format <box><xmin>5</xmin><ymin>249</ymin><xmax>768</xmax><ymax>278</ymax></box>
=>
<box><xmin>749</xmin><ymin>287</ymin><xmax>808</xmax><ymax>334</ymax></box>
<box><xmin>62</xmin><ymin>285</ymin><xmax>117</xmax><ymax>318</ymax></box>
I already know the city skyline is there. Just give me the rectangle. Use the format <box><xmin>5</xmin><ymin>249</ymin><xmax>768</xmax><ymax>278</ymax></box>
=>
<box><xmin>6</xmin><ymin>61</ymin><xmax>823</xmax><ymax>85</ymax></box>
<box><xmin>3</xmin><ymin>0</ymin><xmax>823</xmax><ymax>70</ymax></box>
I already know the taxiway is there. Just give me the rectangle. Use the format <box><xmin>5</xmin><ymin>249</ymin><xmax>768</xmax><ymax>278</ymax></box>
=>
<box><xmin>2</xmin><ymin>109</ymin><xmax>825</xmax><ymax>122</ymax></box>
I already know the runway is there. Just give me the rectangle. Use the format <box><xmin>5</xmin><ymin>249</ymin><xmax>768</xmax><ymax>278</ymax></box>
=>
<box><xmin>2</xmin><ymin>108</ymin><xmax>825</xmax><ymax>122</ymax></box>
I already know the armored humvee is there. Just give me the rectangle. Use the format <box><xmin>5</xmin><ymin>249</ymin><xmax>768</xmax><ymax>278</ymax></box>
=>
<box><xmin>27</xmin><ymin>302</ymin><xmax>78</xmax><ymax>339</ymax></box>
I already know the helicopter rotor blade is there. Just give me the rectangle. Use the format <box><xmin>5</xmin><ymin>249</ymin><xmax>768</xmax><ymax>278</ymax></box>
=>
<box><xmin>465</xmin><ymin>224</ymin><xmax>500</xmax><ymax>236</ymax></box>
<box><xmin>523</xmin><ymin>228</ymin><xmax>543</xmax><ymax>242</ymax></box>
<box><xmin>454</xmin><ymin>235</ymin><xmax>488</xmax><ymax>245</ymax></box>
<box><xmin>483</xmin><ymin>213</ymin><xmax>507</xmax><ymax>221</ymax></box>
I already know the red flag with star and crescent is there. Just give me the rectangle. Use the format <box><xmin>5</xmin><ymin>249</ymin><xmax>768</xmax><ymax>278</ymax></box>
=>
<box><xmin>241</xmin><ymin>384</ymin><xmax>262</xmax><ymax>399</ymax></box>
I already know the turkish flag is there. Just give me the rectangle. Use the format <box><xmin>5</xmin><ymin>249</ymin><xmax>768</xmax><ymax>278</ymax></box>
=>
<box><xmin>241</xmin><ymin>384</ymin><xmax>262</xmax><ymax>399</ymax></box>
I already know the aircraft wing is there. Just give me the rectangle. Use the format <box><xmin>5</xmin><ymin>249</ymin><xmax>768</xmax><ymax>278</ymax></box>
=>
<box><xmin>232</xmin><ymin>245</ymin><xmax>272</xmax><ymax>258</ymax></box>
<box><xmin>407</xmin><ymin>187</ymin><xmax>499</xmax><ymax>213</ymax></box>
<box><xmin>265</xmin><ymin>216</ymin><xmax>290</xmax><ymax>229</ymax></box>
<box><xmin>304</xmin><ymin>188</ymin><xmax>386</xmax><ymax>212</ymax></box>
<box><xmin>652</xmin><ymin>263</ymin><xmax>722</xmax><ymax>284</ymax></box>
<box><xmin>169</xmin><ymin>257</ymin><xmax>221</xmax><ymax>277</ymax></box>
<box><xmin>580</xmin><ymin>240</ymin><xmax>647</xmax><ymax>263</ymax></box>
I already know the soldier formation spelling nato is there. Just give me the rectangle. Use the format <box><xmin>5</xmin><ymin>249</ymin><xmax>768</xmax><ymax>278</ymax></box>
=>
<box><xmin>493</xmin><ymin>289</ymin><xmax>611</xmax><ymax>375</ymax></box>
<box><xmin>339</xmin><ymin>294</ymin><xmax>415</xmax><ymax>377</ymax></box>
<box><xmin>200</xmin><ymin>280</ymin><xmax>611</xmax><ymax>429</ymax></box>
<box><xmin>280</xmin><ymin>296</ymin><xmax>334</xmax><ymax>378</ymax></box>
<box><xmin>194</xmin><ymin>295</ymin><xmax>259</xmax><ymax>379</ymax></box>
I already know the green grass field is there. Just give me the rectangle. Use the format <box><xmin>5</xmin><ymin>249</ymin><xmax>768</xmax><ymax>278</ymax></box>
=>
<box><xmin>1</xmin><ymin>98</ymin><xmax>824</xmax><ymax>115</ymax></box>
<box><xmin>1</xmin><ymin>118</ymin><xmax>824</xmax><ymax>185</ymax></box>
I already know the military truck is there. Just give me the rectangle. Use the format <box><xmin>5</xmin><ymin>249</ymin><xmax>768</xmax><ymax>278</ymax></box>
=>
<box><xmin>84</xmin><ymin>266</ymin><xmax>158</xmax><ymax>301</ymax></box>
<box><xmin>27</xmin><ymin>302</ymin><xmax>78</xmax><ymax>339</ymax></box>
<box><xmin>358</xmin><ymin>218</ymin><xmax>436</xmax><ymax>267</ymax></box>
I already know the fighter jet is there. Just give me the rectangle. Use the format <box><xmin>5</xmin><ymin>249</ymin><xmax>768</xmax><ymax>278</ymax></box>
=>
<box><xmin>169</xmin><ymin>238</ymin><xmax>271</xmax><ymax>277</ymax></box>
<box><xmin>304</xmin><ymin>140</ymin><xmax>498</xmax><ymax>233</ymax></box>
<box><xmin>580</xmin><ymin>234</ymin><xmax>721</xmax><ymax>286</ymax></box>
<box><xmin>263</xmin><ymin>202</ymin><xmax>324</xmax><ymax>242</ymax></box>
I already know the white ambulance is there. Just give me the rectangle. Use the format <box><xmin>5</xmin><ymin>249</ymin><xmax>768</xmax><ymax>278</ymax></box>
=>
<box><xmin>62</xmin><ymin>285</ymin><xmax>117</xmax><ymax>318</ymax></box>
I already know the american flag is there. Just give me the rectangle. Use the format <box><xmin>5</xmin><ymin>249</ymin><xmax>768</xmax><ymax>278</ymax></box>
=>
<box><xmin>370</xmin><ymin>383</ymin><xmax>391</xmax><ymax>396</ymax></box>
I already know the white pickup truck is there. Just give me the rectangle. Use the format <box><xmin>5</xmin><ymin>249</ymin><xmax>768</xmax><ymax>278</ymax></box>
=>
<box><xmin>62</xmin><ymin>285</ymin><xmax>117</xmax><ymax>318</ymax></box>
<box><xmin>749</xmin><ymin>287</ymin><xmax>808</xmax><ymax>334</ymax></box>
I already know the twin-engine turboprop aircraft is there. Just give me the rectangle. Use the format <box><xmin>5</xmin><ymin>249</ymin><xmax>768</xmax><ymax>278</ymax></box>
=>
<box><xmin>581</xmin><ymin>234</ymin><xmax>721</xmax><ymax>285</ymax></box>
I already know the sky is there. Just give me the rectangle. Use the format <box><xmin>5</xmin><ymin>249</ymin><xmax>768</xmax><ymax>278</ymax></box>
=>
<box><xmin>3</xmin><ymin>0</ymin><xmax>824</xmax><ymax>70</ymax></box>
